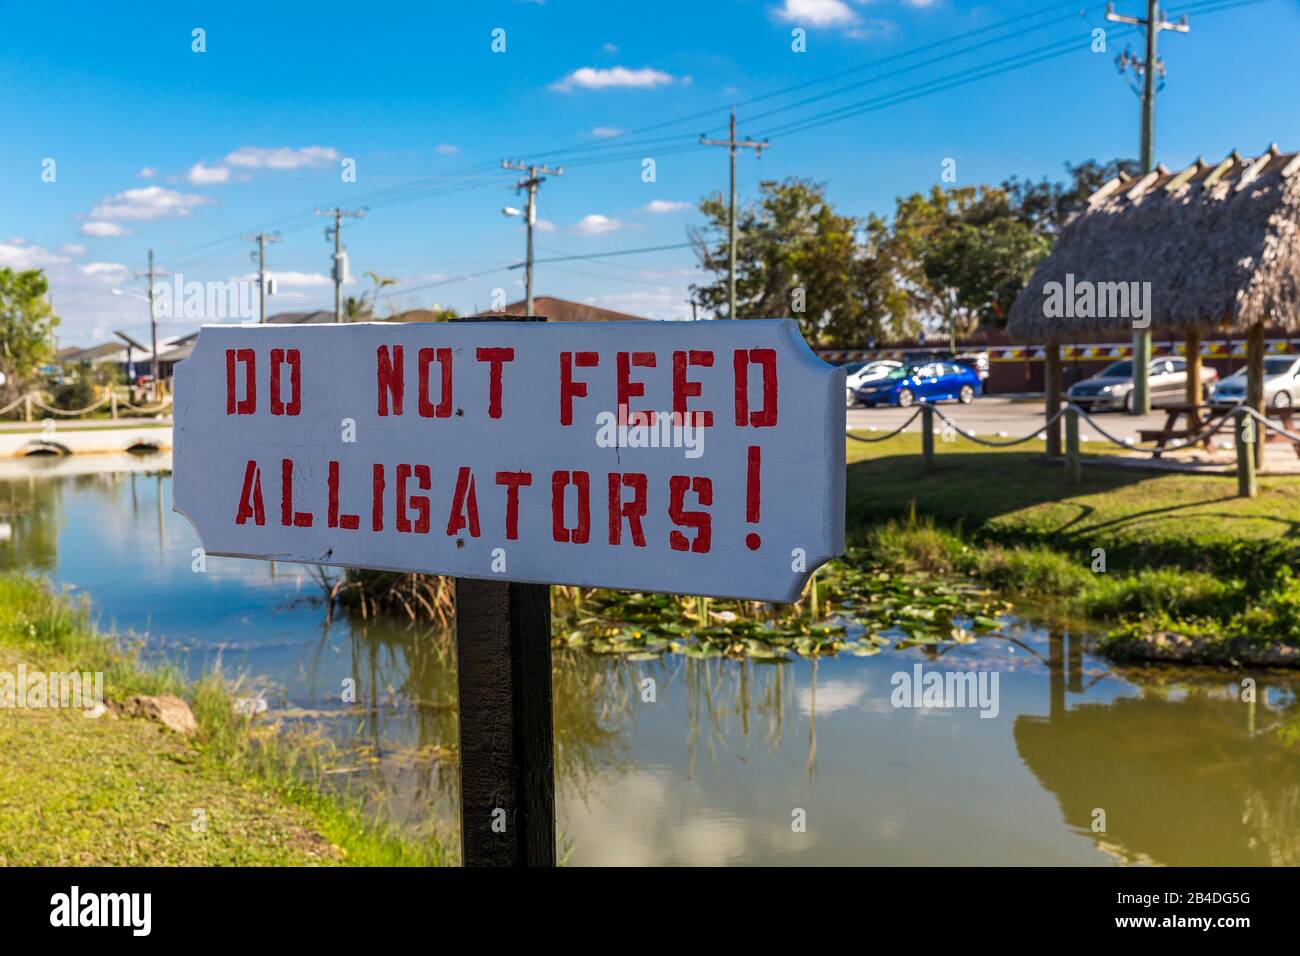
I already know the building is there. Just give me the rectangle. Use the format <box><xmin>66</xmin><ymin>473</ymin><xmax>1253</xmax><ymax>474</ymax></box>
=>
<box><xmin>1007</xmin><ymin>144</ymin><xmax>1300</xmax><ymax>460</ymax></box>
<box><xmin>470</xmin><ymin>296</ymin><xmax>652</xmax><ymax>323</ymax></box>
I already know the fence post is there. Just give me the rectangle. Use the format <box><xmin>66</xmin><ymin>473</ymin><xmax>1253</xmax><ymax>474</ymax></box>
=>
<box><xmin>1065</xmin><ymin>406</ymin><xmax>1082</xmax><ymax>485</ymax></box>
<box><xmin>23</xmin><ymin>394</ymin><xmax>32</xmax><ymax>423</ymax></box>
<box><xmin>921</xmin><ymin>404</ymin><xmax>935</xmax><ymax>474</ymax></box>
<box><xmin>1235</xmin><ymin>408</ymin><xmax>1257</xmax><ymax>499</ymax></box>
<box><xmin>110</xmin><ymin>391</ymin><xmax>118</xmax><ymax>420</ymax></box>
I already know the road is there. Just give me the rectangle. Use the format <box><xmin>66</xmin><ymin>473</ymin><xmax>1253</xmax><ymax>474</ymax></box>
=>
<box><xmin>846</xmin><ymin>396</ymin><xmax>1176</xmax><ymax>444</ymax></box>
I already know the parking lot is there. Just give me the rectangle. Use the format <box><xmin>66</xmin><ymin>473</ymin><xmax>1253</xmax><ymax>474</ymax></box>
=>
<box><xmin>846</xmin><ymin>395</ymin><xmax>1178</xmax><ymax>443</ymax></box>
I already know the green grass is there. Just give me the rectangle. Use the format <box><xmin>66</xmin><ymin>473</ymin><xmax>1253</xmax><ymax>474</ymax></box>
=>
<box><xmin>0</xmin><ymin>574</ymin><xmax>451</xmax><ymax>866</ymax></box>
<box><xmin>847</xmin><ymin>432</ymin><xmax>1300</xmax><ymax>579</ymax></box>
<box><xmin>847</xmin><ymin>435</ymin><xmax>1300</xmax><ymax>662</ymax></box>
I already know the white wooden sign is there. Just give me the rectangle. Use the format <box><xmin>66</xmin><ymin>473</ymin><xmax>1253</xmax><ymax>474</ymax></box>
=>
<box><xmin>173</xmin><ymin>319</ymin><xmax>844</xmax><ymax>602</ymax></box>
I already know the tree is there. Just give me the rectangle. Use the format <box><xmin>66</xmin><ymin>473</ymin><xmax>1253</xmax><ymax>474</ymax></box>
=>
<box><xmin>343</xmin><ymin>271</ymin><xmax>399</xmax><ymax>321</ymax></box>
<box><xmin>921</xmin><ymin>217</ymin><xmax>1050</xmax><ymax>334</ymax></box>
<box><xmin>0</xmin><ymin>268</ymin><xmax>58</xmax><ymax>405</ymax></box>
<box><xmin>690</xmin><ymin>178</ymin><xmax>860</xmax><ymax>341</ymax></box>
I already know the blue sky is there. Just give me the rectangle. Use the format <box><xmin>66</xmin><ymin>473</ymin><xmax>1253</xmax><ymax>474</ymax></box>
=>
<box><xmin>2</xmin><ymin>0</ymin><xmax>1297</xmax><ymax>345</ymax></box>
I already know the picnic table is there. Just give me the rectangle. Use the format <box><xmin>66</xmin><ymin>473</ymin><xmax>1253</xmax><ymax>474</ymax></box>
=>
<box><xmin>1138</xmin><ymin>403</ymin><xmax>1233</xmax><ymax>458</ymax></box>
<box><xmin>1139</xmin><ymin>403</ymin><xmax>1300</xmax><ymax>458</ymax></box>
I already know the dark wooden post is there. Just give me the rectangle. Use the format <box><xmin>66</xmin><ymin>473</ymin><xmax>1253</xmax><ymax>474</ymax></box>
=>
<box><xmin>921</xmin><ymin>404</ymin><xmax>935</xmax><ymax>473</ymax></box>
<box><xmin>1044</xmin><ymin>338</ymin><xmax>1062</xmax><ymax>458</ymax></box>
<box><xmin>451</xmin><ymin>314</ymin><xmax>556</xmax><ymax>867</ymax></box>
<box><xmin>454</xmin><ymin>579</ymin><xmax>555</xmax><ymax>866</ymax></box>
<box><xmin>1234</xmin><ymin>407</ymin><xmax>1256</xmax><ymax>499</ymax></box>
<box><xmin>1184</xmin><ymin>328</ymin><xmax>1202</xmax><ymax>407</ymax></box>
<box><xmin>1246</xmin><ymin>321</ymin><xmax>1266</xmax><ymax>470</ymax></box>
<box><xmin>1065</xmin><ymin>406</ymin><xmax>1081</xmax><ymax>485</ymax></box>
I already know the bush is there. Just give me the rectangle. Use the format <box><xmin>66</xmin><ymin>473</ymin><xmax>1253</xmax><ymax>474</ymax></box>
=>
<box><xmin>48</xmin><ymin>379</ymin><xmax>97</xmax><ymax>412</ymax></box>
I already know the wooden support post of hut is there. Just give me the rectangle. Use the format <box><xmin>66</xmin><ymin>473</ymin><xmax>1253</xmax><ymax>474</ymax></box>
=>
<box><xmin>1183</xmin><ymin>328</ymin><xmax>1202</xmax><ymax>407</ymax></box>
<box><xmin>1247</xmin><ymin>321</ymin><xmax>1267</xmax><ymax>470</ymax></box>
<box><xmin>1007</xmin><ymin>146</ymin><xmax>1300</xmax><ymax>474</ymax></box>
<box><xmin>1044</xmin><ymin>338</ymin><xmax>1062</xmax><ymax>459</ymax></box>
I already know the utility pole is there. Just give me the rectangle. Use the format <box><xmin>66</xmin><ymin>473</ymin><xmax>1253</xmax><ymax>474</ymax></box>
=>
<box><xmin>501</xmin><ymin>160</ymin><xmax>564</xmax><ymax>316</ymax></box>
<box><xmin>701</xmin><ymin>110</ymin><xmax>768</xmax><ymax>319</ymax></box>
<box><xmin>241</xmin><ymin>231</ymin><xmax>281</xmax><ymax>323</ymax></box>
<box><xmin>131</xmin><ymin>249</ymin><xmax>162</xmax><ymax>400</ymax></box>
<box><xmin>315</xmin><ymin>208</ymin><xmax>366</xmax><ymax>322</ymax></box>
<box><xmin>1108</xmin><ymin>1</ymin><xmax>1189</xmax><ymax>414</ymax></box>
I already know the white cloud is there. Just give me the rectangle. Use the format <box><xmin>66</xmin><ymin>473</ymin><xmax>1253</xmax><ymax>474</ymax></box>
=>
<box><xmin>257</xmin><ymin>270</ymin><xmax>335</xmax><ymax>288</ymax></box>
<box><xmin>224</xmin><ymin>145</ymin><xmax>340</xmax><ymax>170</ymax></box>
<box><xmin>78</xmin><ymin>262</ymin><xmax>131</xmax><ymax>282</ymax></box>
<box><xmin>644</xmin><ymin>199</ymin><xmax>692</xmax><ymax>214</ymax></box>
<box><xmin>572</xmin><ymin>214</ymin><xmax>623</xmax><ymax>236</ymax></box>
<box><xmin>89</xmin><ymin>186</ymin><xmax>209</xmax><ymax>221</ymax></box>
<box><xmin>0</xmin><ymin>240</ymin><xmax>68</xmax><ymax>270</ymax></box>
<box><xmin>774</xmin><ymin>0</ymin><xmax>858</xmax><ymax>27</ymax></box>
<box><xmin>601</xmin><ymin>42</ymin><xmax>619</xmax><ymax>54</ymax></box>
<box><xmin>535</xmin><ymin>219</ymin><xmax>558</xmax><ymax>234</ymax></box>
<box><xmin>138</xmin><ymin>167</ymin><xmax>156</xmax><ymax>179</ymax></box>
<box><xmin>186</xmin><ymin>162</ymin><xmax>231</xmax><ymax>185</ymax></box>
<box><xmin>60</xmin><ymin>244</ymin><xmax>87</xmax><ymax>257</ymax></box>
<box><xmin>80</xmin><ymin>221</ymin><xmax>132</xmax><ymax>237</ymax></box>
<box><xmin>584</xmin><ymin>287</ymin><xmax>686</xmax><ymax>319</ymax></box>
<box><xmin>591</xmin><ymin>126</ymin><xmax>625</xmax><ymax>138</ymax></box>
<box><xmin>434</xmin><ymin>143</ymin><xmax>460</xmax><ymax>155</ymax></box>
<box><xmin>551</xmin><ymin>66</ymin><xmax>675</xmax><ymax>92</ymax></box>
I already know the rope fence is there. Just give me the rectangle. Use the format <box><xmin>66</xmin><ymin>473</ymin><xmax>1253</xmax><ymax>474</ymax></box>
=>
<box><xmin>846</xmin><ymin>401</ymin><xmax>1299</xmax><ymax>498</ymax></box>
<box><xmin>0</xmin><ymin>391</ymin><xmax>172</xmax><ymax>421</ymax></box>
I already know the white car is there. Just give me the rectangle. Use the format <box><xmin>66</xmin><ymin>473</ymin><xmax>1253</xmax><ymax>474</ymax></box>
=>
<box><xmin>844</xmin><ymin>360</ymin><xmax>902</xmax><ymax>406</ymax></box>
<box><xmin>1210</xmin><ymin>355</ymin><xmax>1300</xmax><ymax>410</ymax></box>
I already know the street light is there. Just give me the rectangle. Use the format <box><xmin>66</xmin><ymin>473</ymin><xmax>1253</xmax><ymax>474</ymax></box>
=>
<box><xmin>502</xmin><ymin>206</ymin><xmax>522</xmax><ymax>218</ymax></box>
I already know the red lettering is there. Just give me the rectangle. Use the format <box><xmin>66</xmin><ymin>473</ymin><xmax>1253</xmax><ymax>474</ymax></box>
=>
<box><xmin>327</xmin><ymin>461</ymin><xmax>360</xmax><ymax>530</ymax></box>
<box><xmin>270</xmin><ymin>348</ymin><xmax>302</xmax><ymax>416</ymax></box>
<box><xmin>396</xmin><ymin>464</ymin><xmax>431</xmax><ymax>534</ymax></box>
<box><xmin>235</xmin><ymin>460</ymin><xmax>265</xmax><ymax>525</ymax></box>
<box><xmin>476</xmin><ymin>347</ymin><xmax>514</xmax><ymax>419</ymax></box>
<box><xmin>733</xmin><ymin>348</ymin><xmax>778</xmax><ymax>427</ymax></box>
<box><xmin>280</xmin><ymin>459</ymin><xmax>314</xmax><ymax>528</ymax></box>
<box><xmin>551</xmin><ymin>470</ymin><xmax>591</xmax><ymax>544</ymax></box>
<box><xmin>446</xmin><ymin>466</ymin><xmax>481</xmax><ymax>537</ymax></box>
<box><xmin>668</xmin><ymin>475</ymin><xmax>712</xmax><ymax>553</ymax></box>
<box><xmin>495</xmin><ymin>471</ymin><xmax>533</xmax><ymax>540</ymax></box>
<box><xmin>607</xmin><ymin>472</ymin><xmax>648</xmax><ymax>547</ymax></box>
<box><xmin>672</xmin><ymin>350</ymin><xmax>714</xmax><ymax>427</ymax></box>
<box><xmin>225</xmin><ymin>349</ymin><xmax>256</xmax><ymax>415</ymax></box>
<box><xmin>560</xmin><ymin>351</ymin><xmax>599</xmax><ymax>426</ymax></box>
<box><xmin>371</xmin><ymin>464</ymin><xmax>386</xmax><ymax>532</ymax></box>
<box><xmin>616</xmin><ymin>351</ymin><xmax>656</xmax><ymax>426</ymax></box>
<box><xmin>418</xmin><ymin>347</ymin><xmax>453</xmax><ymax>418</ymax></box>
<box><xmin>377</xmin><ymin>345</ymin><xmax>404</xmax><ymax>416</ymax></box>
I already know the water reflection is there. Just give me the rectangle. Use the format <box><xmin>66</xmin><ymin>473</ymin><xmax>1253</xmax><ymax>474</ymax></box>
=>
<box><xmin>3</xmin><ymin>455</ymin><xmax>1298</xmax><ymax>866</ymax></box>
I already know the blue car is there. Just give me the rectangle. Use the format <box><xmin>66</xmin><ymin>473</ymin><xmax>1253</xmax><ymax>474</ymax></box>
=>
<box><xmin>855</xmin><ymin>361</ymin><xmax>982</xmax><ymax>408</ymax></box>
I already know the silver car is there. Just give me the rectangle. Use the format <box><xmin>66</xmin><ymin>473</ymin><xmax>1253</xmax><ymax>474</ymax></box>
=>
<box><xmin>1066</xmin><ymin>357</ymin><xmax>1219</xmax><ymax>412</ymax></box>
<box><xmin>1210</xmin><ymin>355</ymin><xmax>1300</xmax><ymax>410</ymax></box>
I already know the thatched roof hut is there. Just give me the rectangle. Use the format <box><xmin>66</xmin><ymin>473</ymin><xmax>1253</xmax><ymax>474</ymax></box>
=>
<box><xmin>1008</xmin><ymin>145</ymin><xmax>1300</xmax><ymax>338</ymax></box>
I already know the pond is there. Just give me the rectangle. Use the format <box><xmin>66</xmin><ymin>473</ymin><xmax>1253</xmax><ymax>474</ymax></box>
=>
<box><xmin>2</xmin><ymin>453</ymin><xmax>1298</xmax><ymax>865</ymax></box>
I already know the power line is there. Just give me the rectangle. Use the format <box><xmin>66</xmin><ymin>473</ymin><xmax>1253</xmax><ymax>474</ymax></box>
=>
<box><xmin>501</xmin><ymin>160</ymin><xmax>565</xmax><ymax>315</ymax></box>
<box><xmin>701</xmin><ymin>111</ymin><xmax>769</xmax><ymax>320</ymax></box>
<box><xmin>314</xmin><ymin>207</ymin><xmax>366</xmax><ymax>322</ymax></box>
<box><xmin>240</xmin><ymin>231</ymin><xmax>281</xmax><ymax>323</ymax></box>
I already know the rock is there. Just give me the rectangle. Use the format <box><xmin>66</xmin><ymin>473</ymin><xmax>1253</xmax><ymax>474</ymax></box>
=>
<box><xmin>233</xmin><ymin>696</ymin><xmax>268</xmax><ymax>717</ymax></box>
<box><xmin>124</xmin><ymin>694</ymin><xmax>198</xmax><ymax>736</ymax></box>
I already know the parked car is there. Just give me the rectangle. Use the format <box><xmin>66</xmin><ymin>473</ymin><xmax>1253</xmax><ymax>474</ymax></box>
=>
<box><xmin>953</xmin><ymin>351</ymin><xmax>990</xmax><ymax>382</ymax></box>
<box><xmin>1066</xmin><ymin>356</ymin><xmax>1218</xmax><ymax>412</ymax></box>
<box><xmin>855</xmin><ymin>361</ymin><xmax>981</xmax><ymax>408</ymax></box>
<box><xmin>1209</xmin><ymin>355</ymin><xmax>1300</xmax><ymax>410</ymax></box>
<box><xmin>844</xmin><ymin>360</ymin><xmax>903</xmax><ymax>406</ymax></box>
